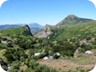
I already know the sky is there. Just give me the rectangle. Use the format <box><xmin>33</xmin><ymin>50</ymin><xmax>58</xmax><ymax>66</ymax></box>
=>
<box><xmin>0</xmin><ymin>0</ymin><xmax>96</xmax><ymax>25</ymax></box>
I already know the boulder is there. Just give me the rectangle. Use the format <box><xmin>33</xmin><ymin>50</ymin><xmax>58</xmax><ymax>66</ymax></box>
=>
<box><xmin>34</xmin><ymin>53</ymin><xmax>41</xmax><ymax>56</ymax></box>
<box><xmin>53</xmin><ymin>52</ymin><xmax>60</xmax><ymax>59</ymax></box>
<box><xmin>1</xmin><ymin>41</ymin><xmax>7</xmax><ymax>44</ymax></box>
<box><xmin>49</xmin><ymin>56</ymin><xmax>53</xmax><ymax>60</ymax></box>
<box><xmin>43</xmin><ymin>57</ymin><xmax>49</xmax><ymax>60</ymax></box>
<box><xmin>85</xmin><ymin>50</ymin><xmax>93</xmax><ymax>55</ymax></box>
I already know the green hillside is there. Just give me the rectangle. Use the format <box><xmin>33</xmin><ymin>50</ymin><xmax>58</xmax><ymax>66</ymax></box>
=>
<box><xmin>49</xmin><ymin>21</ymin><xmax>96</xmax><ymax>40</ymax></box>
<box><xmin>0</xmin><ymin>25</ymin><xmax>33</xmax><ymax>36</ymax></box>
<box><xmin>57</xmin><ymin>21</ymin><xmax>96</xmax><ymax>40</ymax></box>
<box><xmin>56</xmin><ymin>15</ymin><xmax>94</xmax><ymax>26</ymax></box>
<box><xmin>36</xmin><ymin>15</ymin><xmax>94</xmax><ymax>39</ymax></box>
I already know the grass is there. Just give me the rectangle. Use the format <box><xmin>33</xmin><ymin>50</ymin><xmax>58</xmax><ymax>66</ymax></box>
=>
<box><xmin>0</xmin><ymin>26</ymin><xmax>32</xmax><ymax>36</ymax></box>
<box><xmin>49</xmin><ymin>21</ymin><xmax>96</xmax><ymax>40</ymax></box>
<box><xmin>39</xmin><ymin>54</ymin><xmax>96</xmax><ymax>72</ymax></box>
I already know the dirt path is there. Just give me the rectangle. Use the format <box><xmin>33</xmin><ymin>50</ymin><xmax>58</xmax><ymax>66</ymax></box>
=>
<box><xmin>39</xmin><ymin>59</ymin><xmax>95</xmax><ymax>71</ymax></box>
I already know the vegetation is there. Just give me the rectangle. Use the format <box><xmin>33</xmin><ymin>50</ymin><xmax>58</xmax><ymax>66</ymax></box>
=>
<box><xmin>0</xmin><ymin>17</ymin><xmax>96</xmax><ymax>72</ymax></box>
<box><xmin>56</xmin><ymin>14</ymin><xmax>93</xmax><ymax>26</ymax></box>
<box><xmin>0</xmin><ymin>25</ymin><xmax>33</xmax><ymax>36</ymax></box>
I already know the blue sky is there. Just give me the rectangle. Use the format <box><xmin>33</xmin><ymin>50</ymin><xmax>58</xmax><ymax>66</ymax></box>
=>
<box><xmin>0</xmin><ymin>0</ymin><xmax>96</xmax><ymax>25</ymax></box>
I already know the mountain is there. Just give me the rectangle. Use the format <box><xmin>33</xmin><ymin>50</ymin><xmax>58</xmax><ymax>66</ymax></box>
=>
<box><xmin>0</xmin><ymin>24</ymin><xmax>22</xmax><ymax>30</ymax></box>
<box><xmin>35</xmin><ymin>24</ymin><xmax>53</xmax><ymax>38</ymax></box>
<box><xmin>28</xmin><ymin>23</ymin><xmax>44</xmax><ymax>33</ymax></box>
<box><xmin>56</xmin><ymin>15</ymin><xmax>94</xmax><ymax>26</ymax></box>
<box><xmin>49</xmin><ymin>21</ymin><xmax>96</xmax><ymax>40</ymax></box>
<box><xmin>35</xmin><ymin>15</ymin><xmax>95</xmax><ymax>38</ymax></box>
<box><xmin>0</xmin><ymin>23</ymin><xmax>43</xmax><ymax>33</ymax></box>
<box><xmin>0</xmin><ymin>25</ymin><xmax>33</xmax><ymax>36</ymax></box>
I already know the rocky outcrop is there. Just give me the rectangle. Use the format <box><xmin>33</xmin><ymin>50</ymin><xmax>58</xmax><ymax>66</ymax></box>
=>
<box><xmin>35</xmin><ymin>24</ymin><xmax>53</xmax><ymax>38</ymax></box>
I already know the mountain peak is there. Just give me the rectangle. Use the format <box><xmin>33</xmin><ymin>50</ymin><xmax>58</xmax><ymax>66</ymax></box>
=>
<box><xmin>65</xmin><ymin>15</ymin><xmax>78</xmax><ymax>20</ymax></box>
<box><xmin>56</xmin><ymin>14</ymin><xmax>93</xmax><ymax>26</ymax></box>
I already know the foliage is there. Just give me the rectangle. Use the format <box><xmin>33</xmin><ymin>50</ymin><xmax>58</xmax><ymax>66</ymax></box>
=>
<box><xmin>0</xmin><ymin>21</ymin><xmax>96</xmax><ymax>72</ymax></box>
<box><xmin>0</xmin><ymin>25</ymin><xmax>33</xmax><ymax>36</ymax></box>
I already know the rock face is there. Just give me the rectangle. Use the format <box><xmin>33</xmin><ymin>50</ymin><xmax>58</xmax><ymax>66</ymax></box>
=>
<box><xmin>35</xmin><ymin>25</ymin><xmax>53</xmax><ymax>38</ymax></box>
<box><xmin>24</xmin><ymin>25</ymin><xmax>33</xmax><ymax>36</ymax></box>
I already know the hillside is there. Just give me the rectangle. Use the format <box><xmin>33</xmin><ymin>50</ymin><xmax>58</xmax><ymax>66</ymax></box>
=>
<box><xmin>0</xmin><ymin>23</ymin><xmax>43</xmax><ymax>33</ymax></box>
<box><xmin>56</xmin><ymin>15</ymin><xmax>94</xmax><ymax>26</ymax></box>
<box><xmin>35</xmin><ymin>24</ymin><xmax>54</xmax><ymax>38</ymax></box>
<box><xmin>50</xmin><ymin>21</ymin><xmax>96</xmax><ymax>40</ymax></box>
<box><xmin>35</xmin><ymin>15</ymin><xmax>95</xmax><ymax>38</ymax></box>
<box><xmin>0</xmin><ymin>25</ymin><xmax>33</xmax><ymax>36</ymax></box>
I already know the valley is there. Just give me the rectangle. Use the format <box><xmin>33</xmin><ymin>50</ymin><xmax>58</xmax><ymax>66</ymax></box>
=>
<box><xmin>0</xmin><ymin>15</ymin><xmax>96</xmax><ymax>72</ymax></box>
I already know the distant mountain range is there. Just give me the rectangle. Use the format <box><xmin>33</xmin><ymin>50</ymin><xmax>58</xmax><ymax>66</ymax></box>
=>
<box><xmin>0</xmin><ymin>23</ymin><xmax>44</xmax><ymax>33</ymax></box>
<box><xmin>28</xmin><ymin>23</ymin><xmax>44</xmax><ymax>33</ymax></box>
<box><xmin>0</xmin><ymin>24</ymin><xmax>22</xmax><ymax>30</ymax></box>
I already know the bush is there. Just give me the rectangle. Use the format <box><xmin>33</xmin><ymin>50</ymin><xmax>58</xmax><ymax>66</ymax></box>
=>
<box><xmin>10</xmin><ymin>61</ymin><xmax>20</xmax><ymax>72</ymax></box>
<box><xmin>35</xmin><ymin>64</ymin><xmax>57</xmax><ymax>72</ymax></box>
<box><xmin>7</xmin><ymin>42</ymin><xmax>13</xmax><ymax>47</ymax></box>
